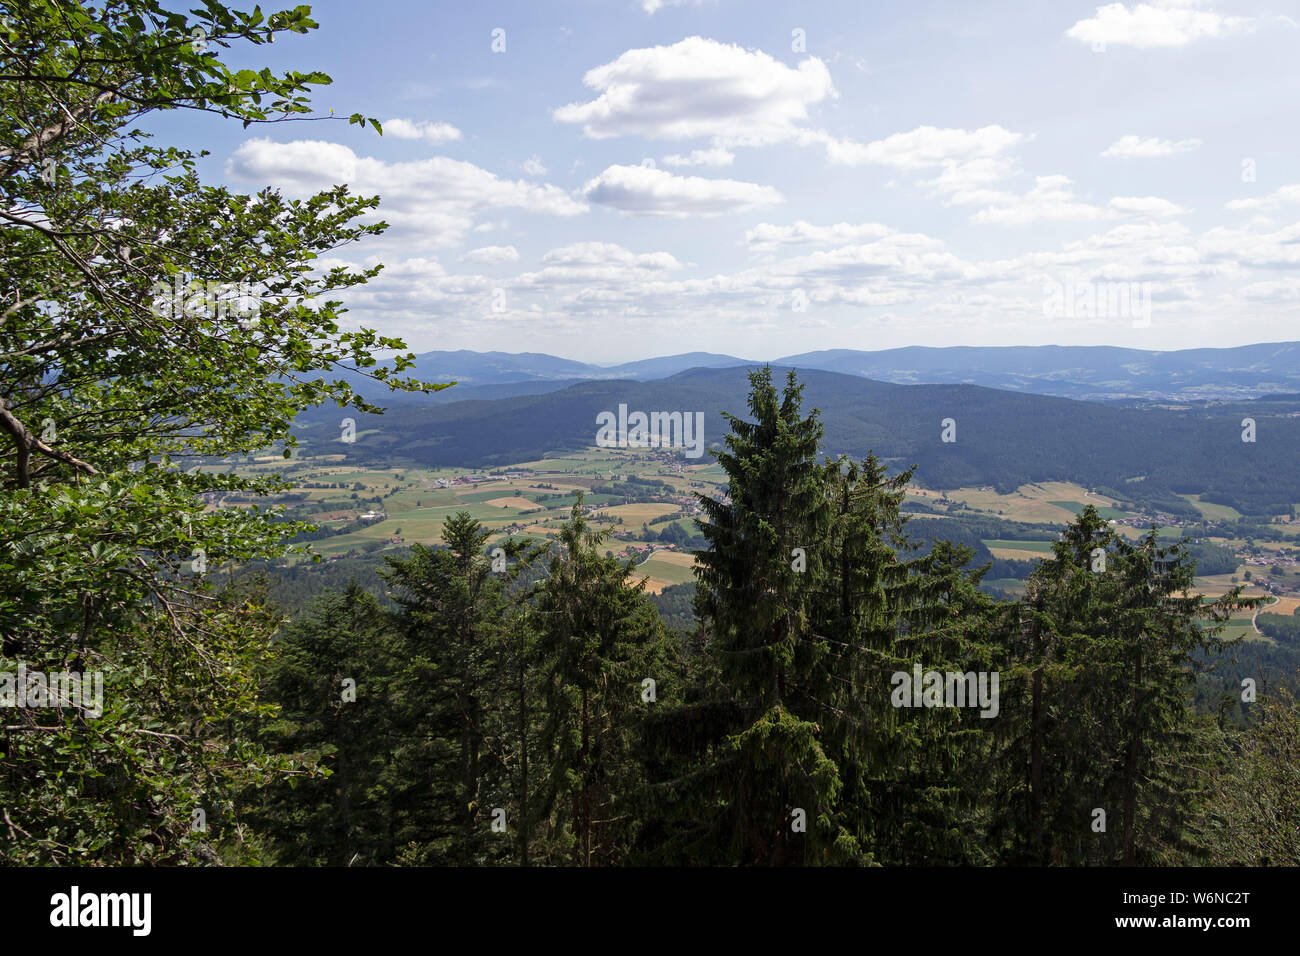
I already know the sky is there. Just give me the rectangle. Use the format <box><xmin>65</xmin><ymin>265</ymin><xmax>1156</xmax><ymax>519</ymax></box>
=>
<box><xmin>159</xmin><ymin>0</ymin><xmax>1300</xmax><ymax>362</ymax></box>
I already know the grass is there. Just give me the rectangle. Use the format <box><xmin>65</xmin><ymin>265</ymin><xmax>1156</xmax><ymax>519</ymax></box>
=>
<box><xmin>1178</xmin><ymin>494</ymin><xmax>1243</xmax><ymax>521</ymax></box>
<box><xmin>632</xmin><ymin>550</ymin><xmax>698</xmax><ymax>593</ymax></box>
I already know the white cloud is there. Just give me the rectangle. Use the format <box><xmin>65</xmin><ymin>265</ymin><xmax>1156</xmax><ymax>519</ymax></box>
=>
<box><xmin>746</xmin><ymin>220</ymin><xmax>893</xmax><ymax>251</ymax></box>
<box><xmin>1239</xmin><ymin>277</ymin><xmax>1300</xmax><ymax>301</ymax></box>
<box><xmin>965</xmin><ymin>175</ymin><xmax>1188</xmax><ymax>224</ymax></box>
<box><xmin>967</xmin><ymin>176</ymin><xmax>1104</xmax><ymax>224</ymax></box>
<box><xmin>817</xmin><ymin>124</ymin><xmax>1026</xmax><ymax>170</ymax></box>
<box><xmin>226</xmin><ymin>139</ymin><xmax>586</xmax><ymax>248</ymax></box>
<box><xmin>1200</xmin><ymin>221</ymin><xmax>1300</xmax><ymax>268</ymax></box>
<box><xmin>463</xmin><ymin>245</ymin><xmax>520</xmax><ymax>264</ymax></box>
<box><xmin>1101</xmin><ymin>134</ymin><xmax>1202</xmax><ymax>158</ymax></box>
<box><xmin>522</xmin><ymin>156</ymin><xmax>548</xmax><ymax>176</ymax></box>
<box><xmin>804</xmin><ymin>125</ymin><xmax>1028</xmax><ymax>202</ymax></box>
<box><xmin>662</xmin><ymin>147</ymin><xmax>735</xmax><ymax>167</ymax></box>
<box><xmin>581</xmin><ymin>164</ymin><xmax>783</xmax><ymax>216</ymax></box>
<box><xmin>512</xmin><ymin>242</ymin><xmax>684</xmax><ymax>290</ymax></box>
<box><xmin>1066</xmin><ymin>2</ymin><xmax>1252</xmax><ymax>49</ymax></box>
<box><xmin>641</xmin><ymin>0</ymin><xmax>716</xmax><ymax>12</ymax></box>
<box><xmin>1225</xmin><ymin>184</ymin><xmax>1300</xmax><ymax>211</ymax></box>
<box><xmin>1108</xmin><ymin>195</ymin><xmax>1189</xmax><ymax>216</ymax></box>
<box><xmin>540</xmin><ymin>242</ymin><xmax>682</xmax><ymax>270</ymax></box>
<box><xmin>554</xmin><ymin>36</ymin><xmax>834</xmax><ymax>145</ymax></box>
<box><xmin>384</xmin><ymin>118</ymin><xmax>462</xmax><ymax>145</ymax></box>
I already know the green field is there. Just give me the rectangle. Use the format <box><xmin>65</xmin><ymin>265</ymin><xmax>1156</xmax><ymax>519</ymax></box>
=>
<box><xmin>1178</xmin><ymin>494</ymin><xmax>1243</xmax><ymax>521</ymax></box>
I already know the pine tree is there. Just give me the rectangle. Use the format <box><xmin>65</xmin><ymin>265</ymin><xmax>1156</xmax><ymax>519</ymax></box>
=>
<box><xmin>812</xmin><ymin>454</ymin><xmax>1000</xmax><ymax>864</ymax></box>
<box><xmin>381</xmin><ymin>513</ymin><xmax>517</xmax><ymax>864</ymax></box>
<box><xmin>655</xmin><ymin>366</ymin><xmax>850</xmax><ymax>864</ymax></box>
<box><xmin>989</xmin><ymin>506</ymin><xmax>1254</xmax><ymax>864</ymax></box>
<box><xmin>253</xmin><ymin>581</ymin><xmax>399</xmax><ymax>866</ymax></box>
<box><xmin>530</xmin><ymin>499</ymin><xmax>668</xmax><ymax>865</ymax></box>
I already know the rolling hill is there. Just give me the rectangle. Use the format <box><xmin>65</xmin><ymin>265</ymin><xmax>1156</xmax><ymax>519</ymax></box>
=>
<box><xmin>296</xmin><ymin>365</ymin><xmax>1300</xmax><ymax>516</ymax></box>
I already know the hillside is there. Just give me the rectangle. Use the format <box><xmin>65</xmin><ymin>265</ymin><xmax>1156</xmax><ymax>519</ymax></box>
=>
<box><xmin>295</xmin><ymin>365</ymin><xmax>1300</xmax><ymax>515</ymax></box>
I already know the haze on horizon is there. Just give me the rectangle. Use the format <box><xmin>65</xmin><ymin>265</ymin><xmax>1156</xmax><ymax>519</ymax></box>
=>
<box><xmin>167</xmin><ymin>0</ymin><xmax>1300</xmax><ymax>363</ymax></box>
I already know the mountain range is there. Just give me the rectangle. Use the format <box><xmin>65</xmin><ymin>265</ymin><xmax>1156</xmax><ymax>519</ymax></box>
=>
<box><xmin>345</xmin><ymin>342</ymin><xmax>1300</xmax><ymax>405</ymax></box>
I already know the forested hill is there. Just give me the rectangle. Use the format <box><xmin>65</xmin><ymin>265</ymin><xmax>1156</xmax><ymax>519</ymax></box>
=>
<box><xmin>296</xmin><ymin>365</ymin><xmax>1300</xmax><ymax>515</ymax></box>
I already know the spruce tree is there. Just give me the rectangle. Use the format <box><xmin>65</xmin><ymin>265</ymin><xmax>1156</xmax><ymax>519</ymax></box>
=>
<box><xmin>381</xmin><ymin>513</ymin><xmax>518</xmax><ymax>865</ymax></box>
<box><xmin>253</xmin><ymin>581</ymin><xmax>399</xmax><ymax>866</ymax></box>
<box><xmin>530</xmin><ymin>499</ymin><xmax>668</xmax><ymax>865</ymax></box>
<box><xmin>667</xmin><ymin>366</ymin><xmax>852</xmax><ymax>864</ymax></box>
<box><xmin>989</xmin><ymin>506</ymin><xmax>1253</xmax><ymax>864</ymax></box>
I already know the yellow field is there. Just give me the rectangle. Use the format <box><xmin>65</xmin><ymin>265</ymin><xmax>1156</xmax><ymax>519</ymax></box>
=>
<box><xmin>484</xmin><ymin>496</ymin><xmax>538</xmax><ymax>509</ymax></box>
<box><xmin>520</xmin><ymin>524</ymin><xmax>559</xmax><ymax>537</ymax></box>
<box><xmin>593</xmin><ymin>503</ymin><xmax>681</xmax><ymax>523</ymax></box>
<box><xmin>1260</xmin><ymin>595</ymin><xmax>1300</xmax><ymax>616</ymax></box>
<box><xmin>649</xmin><ymin>550</ymin><xmax>695</xmax><ymax>568</ymax></box>
<box><xmin>987</xmin><ymin>546</ymin><xmax>1052</xmax><ymax>561</ymax></box>
<box><xmin>912</xmin><ymin>481</ymin><xmax>1117</xmax><ymax>524</ymax></box>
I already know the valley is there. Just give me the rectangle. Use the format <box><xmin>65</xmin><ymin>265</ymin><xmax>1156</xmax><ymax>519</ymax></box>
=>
<box><xmin>212</xmin><ymin>445</ymin><xmax>1299</xmax><ymax>644</ymax></box>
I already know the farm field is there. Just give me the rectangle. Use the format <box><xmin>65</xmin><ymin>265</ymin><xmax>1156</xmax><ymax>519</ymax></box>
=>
<box><xmin>215</xmin><ymin>446</ymin><xmax>722</xmax><ymax>557</ymax></box>
<box><xmin>208</xmin><ymin>447</ymin><xmax>1297</xmax><ymax>616</ymax></box>
<box><xmin>632</xmin><ymin>550</ymin><xmax>698</xmax><ymax>594</ymax></box>
<box><xmin>983</xmin><ymin>539</ymin><xmax>1055</xmax><ymax>560</ymax></box>
<box><xmin>1178</xmin><ymin>494</ymin><xmax>1243</xmax><ymax>521</ymax></box>
<box><xmin>911</xmin><ymin>481</ymin><xmax>1129</xmax><ymax>525</ymax></box>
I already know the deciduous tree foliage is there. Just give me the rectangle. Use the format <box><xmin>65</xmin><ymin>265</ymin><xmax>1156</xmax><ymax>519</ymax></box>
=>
<box><xmin>0</xmin><ymin>0</ymin><xmax>440</xmax><ymax>863</ymax></box>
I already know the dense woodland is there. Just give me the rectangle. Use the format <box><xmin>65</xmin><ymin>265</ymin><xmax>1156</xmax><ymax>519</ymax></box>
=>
<box><xmin>2</xmin><ymin>2</ymin><xmax>1298</xmax><ymax>868</ymax></box>
<box><xmin>230</xmin><ymin>367</ymin><xmax>1299</xmax><ymax>866</ymax></box>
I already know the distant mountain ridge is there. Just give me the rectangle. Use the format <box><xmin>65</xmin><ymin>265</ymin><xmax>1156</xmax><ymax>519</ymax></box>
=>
<box><xmin>300</xmin><ymin>364</ymin><xmax>1300</xmax><ymax>516</ymax></box>
<box><xmin>353</xmin><ymin>342</ymin><xmax>1300</xmax><ymax>404</ymax></box>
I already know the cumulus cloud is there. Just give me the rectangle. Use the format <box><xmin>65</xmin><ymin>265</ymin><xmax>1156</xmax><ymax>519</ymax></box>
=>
<box><xmin>463</xmin><ymin>245</ymin><xmax>520</xmax><ymax>264</ymax></box>
<box><xmin>330</xmin><ymin>207</ymin><xmax>1299</xmax><ymax>348</ymax></box>
<box><xmin>384</xmin><ymin>118</ymin><xmax>463</xmax><ymax>144</ymax></box>
<box><xmin>226</xmin><ymin>138</ymin><xmax>586</xmax><ymax>247</ymax></box>
<box><xmin>511</xmin><ymin>242</ymin><xmax>684</xmax><ymax>290</ymax></box>
<box><xmin>1101</xmin><ymin>134</ymin><xmax>1202</xmax><ymax>158</ymax></box>
<box><xmin>580</xmin><ymin>164</ymin><xmax>783</xmax><ymax>216</ymax></box>
<box><xmin>1239</xmin><ymin>277</ymin><xmax>1300</xmax><ymax>301</ymax></box>
<box><xmin>540</xmin><ymin>242</ymin><xmax>682</xmax><ymax>270</ymax></box>
<box><xmin>1066</xmin><ymin>2</ymin><xmax>1252</xmax><ymax>49</ymax></box>
<box><xmin>746</xmin><ymin>220</ymin><xmax>893</xmax><ymax>251</ymax></box>
<box><xmin>662</xmin><ymin>146</ymin><xmax>735</xmax><ymax>167</ymax></box>
<box><xmin>964</xmin><ymin>175</ymin><xmax>1187</xmax><ymax>224</ymax></box>
<box><xmin>522</xmin><ymin>155</ymin><xmax>548</xmax><ymax>176</ymax></box>
<box><xmin>1108</xmin><ymin>195</ymin><xmax>1189</xmax><ymax>217</ymax></box>
<box><xmin>819</xmin><ymin>124</ymin><xmax>1026</xmax><ymax>170</ymax></box>
<box><xmin>1225</xmin><ymin>183</ymin><xmax>1300</xmax><ymax>211</ymax></box>
<box><xmin>553</xmin><ymin>36</ymin><xmax>834</xmax><ymax>145</ymax></box>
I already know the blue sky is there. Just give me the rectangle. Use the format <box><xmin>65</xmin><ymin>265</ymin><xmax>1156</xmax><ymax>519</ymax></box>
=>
<box><xmin>162</xmin><ymin>0</ymin><xmax>1300</xmax><ymax>362</ymax></box>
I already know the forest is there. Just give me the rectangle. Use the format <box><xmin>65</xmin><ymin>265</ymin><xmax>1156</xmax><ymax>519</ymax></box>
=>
<box><xmin>229</xmin><ymin>367</ymin><xmax>1299</xmax><ymax>866</ymax></box>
